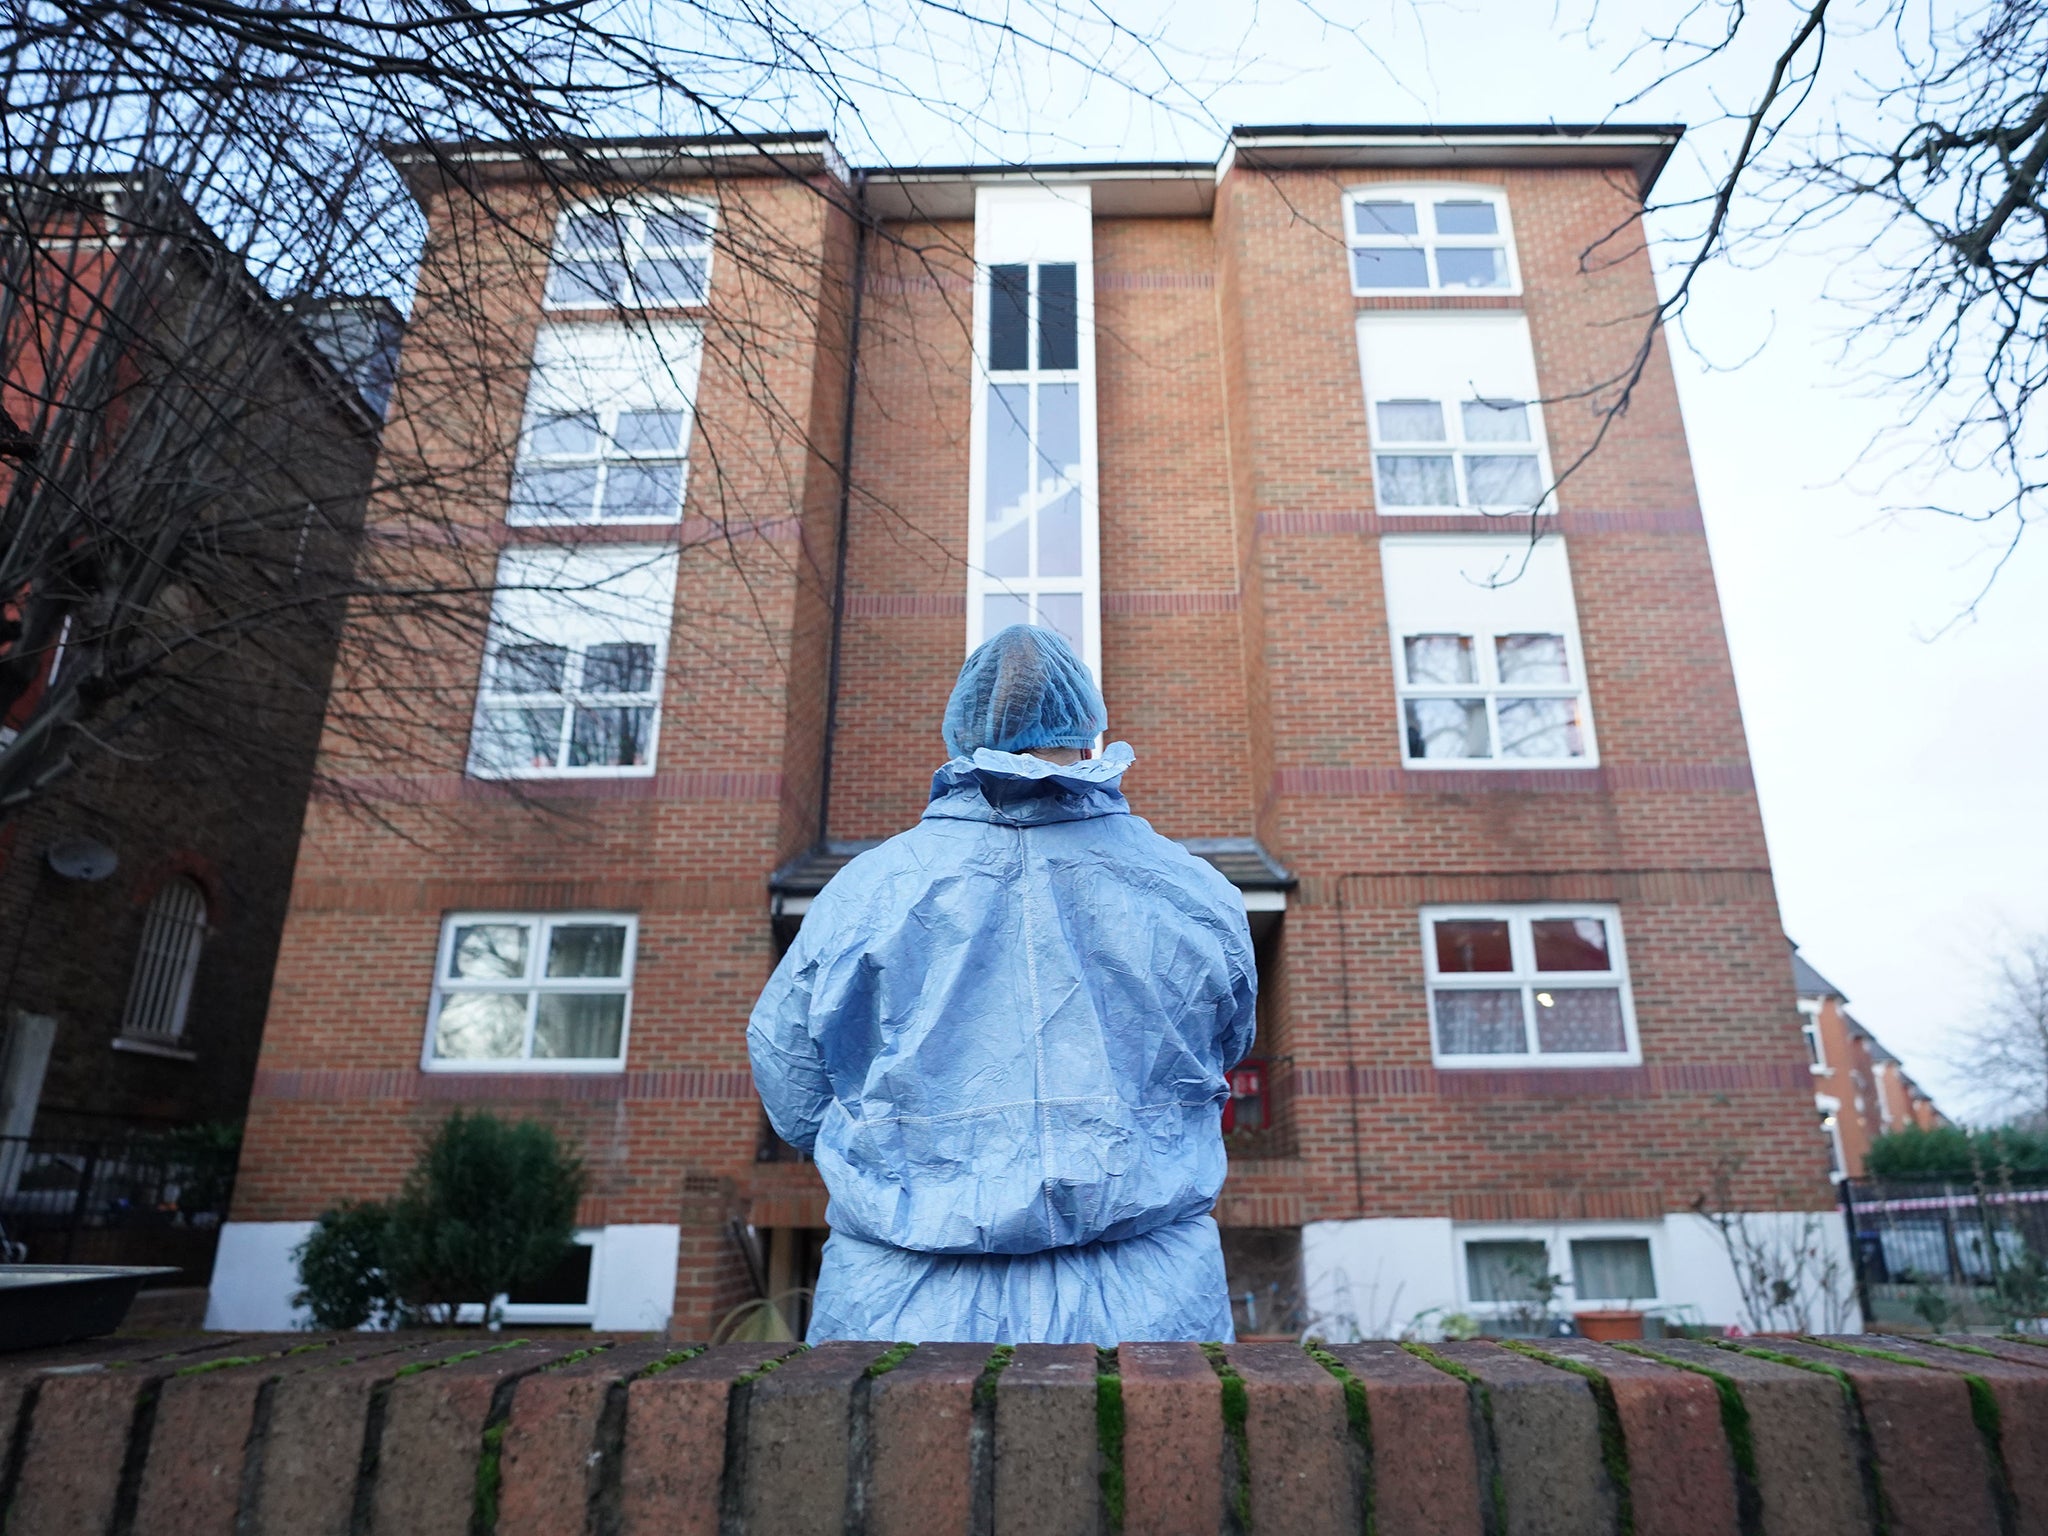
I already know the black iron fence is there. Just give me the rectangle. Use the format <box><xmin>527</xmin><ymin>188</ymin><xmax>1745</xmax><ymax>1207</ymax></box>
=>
<box><xmin>0</xmin><ymin>1133</ymin><xmax>239</xmax><ymax>1285</ymax></box>
<box><xmin>1841</xmin><ymin>1174</ymin><xmax>2048</xmax><ymax>1333</ymax></box>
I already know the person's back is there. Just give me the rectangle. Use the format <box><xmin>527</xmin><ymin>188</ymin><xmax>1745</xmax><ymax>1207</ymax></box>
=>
<box><xmin>749</xmin><ymin>626</ymin><xmax>1256</xmax><ymax>1344</ymax></box>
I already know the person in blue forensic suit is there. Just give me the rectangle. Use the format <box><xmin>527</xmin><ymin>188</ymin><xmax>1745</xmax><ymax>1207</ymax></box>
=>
<box><xmin>747</xmin><ymin>624</ymin><xmax>1257</xmax><ymax>1344</ymax></box>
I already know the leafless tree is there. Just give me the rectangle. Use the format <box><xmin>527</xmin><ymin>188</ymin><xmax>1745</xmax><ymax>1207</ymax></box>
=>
<box><xmin>1950</xmin><ymin>933</ymin><xmax>2048</xmax><ymax>1129</ymax></box>
<box><xmin>1576</xmin><ymin>0</ymin><xmax>2048</xmax><ymax>606</ymax></box>
<box><xmin>0</xmin><ymin>0</ymin><xmax>1229</xmax><ymax>831</ymax></box>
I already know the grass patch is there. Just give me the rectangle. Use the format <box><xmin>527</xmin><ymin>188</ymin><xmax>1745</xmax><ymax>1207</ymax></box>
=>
<box><xmin>865</xmin><ymin>1342</ymin><xmax>917</xmax><ymax>1379</ymax></box>
<box><xmin>972</xmin><ymin>1344</ymin><xmax>1015</xmax><ymax>1412</ymax></box>
<box><xmin>1202</xmin><ymin>1343</ymin><xmax>1252</xmax><ymax>1534</ymax></box>
<box><xmin>637</xmin><ymin>1344</ymin><xmax>708</xmax><ymax>1379</ymax></box>
<box><xmin>469</xmin><ymin>1419</ymin><xmax>506</xmax><ymax>1536</ymax></box>
<box><xmin>736</xmin><ymin>1343</ymin><xmax>807</xmax><ymax>1386</ymax></box>
<box><xmin>175</xmin><ymin>1354</ymin><xmax>267</xmax><ymax>1376</ymax></box>
<box><xmin>1097</xmin><ymin>1348</ymin><xmax>1125</xmax><ymax>1533</ymax></box>
<box><xmin>1500</xmin><ymin>1341</ymin><xmax>1634</xmax><ymax>1536</ymax></box>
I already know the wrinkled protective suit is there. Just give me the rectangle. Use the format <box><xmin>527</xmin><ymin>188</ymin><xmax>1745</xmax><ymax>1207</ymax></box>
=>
<box><xmin>747</xmin><ymin>743</ymin><xmax>1257</xmax><ymax>1344</ymax></box>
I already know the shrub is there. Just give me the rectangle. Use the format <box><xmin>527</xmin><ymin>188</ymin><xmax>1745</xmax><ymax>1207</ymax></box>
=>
<box><xmin>292</xmin><ymin>1202</ymin><xmax>398</xmax><ymax>1330</ymax></box>
<box><xmin>289</xmin><ymin>1111</ymin><xmax>584</xmax><ymax>1328</ymax></box>
<box><xmin>1865</xmin><ymin>1125</ymin><xmax>2048</xmax><ymax>1179</ymax></box>
<box><xmin>381</xmin><ymin>1111</ymin><xmax>584</xmax><ymax>1326</ymax></box>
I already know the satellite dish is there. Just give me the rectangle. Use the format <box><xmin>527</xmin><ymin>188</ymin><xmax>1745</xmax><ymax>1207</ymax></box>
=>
<box><xmin>46</xmin><ymin>838</ymin><xmax>118</xmax><ymax>882</ymax></box>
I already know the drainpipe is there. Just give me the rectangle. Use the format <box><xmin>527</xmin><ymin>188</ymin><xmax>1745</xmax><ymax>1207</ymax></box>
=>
<box><xmin>815</xmin><ymin>172</ymin><xmax>868</xmax><ymax>847</ymax></box>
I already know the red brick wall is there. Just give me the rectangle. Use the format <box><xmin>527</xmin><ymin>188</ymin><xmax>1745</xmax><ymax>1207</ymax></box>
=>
<box><xmin>234</xmin><ymin>149</ymin><xmax>1830</xmax><ymax>1338</ymax></box>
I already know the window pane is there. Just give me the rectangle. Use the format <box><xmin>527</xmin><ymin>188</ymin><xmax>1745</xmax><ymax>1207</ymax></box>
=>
<box><xmin>635</xmin><ymin>255</ymin><xmax>708</xmax><ymax>306</ymax></box>
<box><xmin>545</xmin><ymin>258</ymin><xmax>627</xmax><ymax>306</ymax></box>
<box><xmin>559</xmin><ymin>212</ymin><xmax>617</xmax><ymax>253</ymax></box>
<box><xmin>547</xmin><ymin>923</ymin><xmax>628</xmax><ymax>978</ymax></box>
<box><xmin>1494</xmin><ymin>633</ymin><xmax>1570</xmax><ymax>685</ymax></box>
<box><xmin>643</xmin><ymin>206</ymin><xmax>711</xmax><ymax>249</ymax></box>
<box><xmin>600</xmin><ymin>463</ymin><xmax>683</xmax><ymax>520</ymax></box>
<box><xmin>1533</xmin><ymin>988</ymin><xmax>1626</xmax><ymax>1053</ymax></box>
<box><xmin>1403</xmin><ymin>633</ymin><xmax>1476</xmax><ymax>686</ymax></box>
<box><xmin>1532</xmin><ymin>917</ymin><xmax>1611</xmax><ymax>972</ymax></box>
<box><xmin>1377</xmin><ymin>454</ymin><xmax>1458</xmax><ymax>507</ymax></box>
<box><xmin>1352</xmin><ymin>246</ymin><xmax>1430</xmax><ymax>288</ymax></box>
<box><xmin>508</xmin><ymin>1242</ymin><xmax>594</xmax><ymax>1305</ymax></box>
<box><xmin>1571</xmin><ymin>1239</ymin><xmax>1654</xmax><ymax>1301</ymax></box>
<box><xmin>1036</xmin><ymin>592</ymin><xmax>1084</xmax><ymax>656</ymax></box>
<box><xmin>582</xmin><ymin>641</ymin><xmax>655</xmax><ymax>695</ymax></box>
<box><xmin>1467</xmin><ymin>1240</ymin><xmax>1551</xmax><ymax>1303</ymax></box>
<box><xmin>1460</xmin><ymin>399</ymin><xmax>1530</xmax><ymax>442</ymax></box>
<box><xmin>1037</xmin><ymin>263</ymin><xmax>1078</xmax><ymax>370</ymax></box>
<box><xmin>984</xmin><ymin>591</ymin><xmax>1030</xmax><ymax>636</ymax></box>
<box><xmin>989</xmin><ymin>264</ymin><xmax>1030</xmax><ymax>370</ymax></box>
<box><xmin>534</xmin><ymin>993</ymin><xmax>626</xmax><ymax>1058</ymax></box>
<box><xmin>1352</xmin><ymin>200</ymin><xmax>1418</xmax><ymax>236</ymax></box>
<box><xmin>1435</xmin><ymin>247</ymin><xmax>1507</xmax><ymax>289</ymax></box>
<box><xmin>569</xmin><ymin>706</ymin><xmax>654</xmax><ymax>767</ymax></box>
<box><xmin>1405</xmin><ymin>698</ymin><xmax>1490</xmax><ymax>759</ymax></box>
<box><xmin>528</xmin><ymin>412</ymin><xmax>601</xmax><ymax>457</ymax></box>
<box><xmin>613</xmin><ymin>410</ymin><xmax>685</xmax><ymax>453</ymax></box>
<box><xmin>1434</xmin><ymin>918</ymin><xmax>1514</xmax><ymax>973</ymax></box>
<box><xmin>1434</xmin><ymin>989</ymin><xmax>1528</xmax><ymax>1054</ymax></box>
<box><xmin>491</xmin><ymin>643</ymin><xmax>569</xmax><ymax>694</ymax></box>
<box><xmin>474</xmin><ymin>708</ymin><xmax>565</xmax><ymax>771</ymax></box>
<box><xmin>450</xmin><ymin>923</ymin><xmax>530</xmax><ymax>980</ymax></box>
<box><xmin>986</xmin><ymin>383</ymin><xmax>1031</xmax><ymax>578</ymax></box>
<box><xmin>1037</xmin><ymin>381</ymin><xmax>1081</xmax><ymax>480</ymax></box>
<box><xmin>1464</xmin><ymin>454</ymin><xmax>1543</xmax><ymax>506</ymax></box>
<box><xmin>1434</xmin><ymin>200</ymin><xmax>1499</xmax><ymax>236</ymax></box>
<box><xmin>433</xmin><ymin>992</ymin><xmax>527</xmax><ymax>1059</ymax></box>
<box><xmin>1497</xmin><ymin>697</ymin><xmax>1584</xmax><ymax>759</ymax></box>
<box><xmin>1378</xmin><ymin>399</ymin><xmax>1447</xmax><ymax>442</ymax></box>
<box><xmin>510</xmin><ymin>464</ymin><xmax>599</xmax><ymax>520</ymax></box>
<box><xmin>1038</xmin><ymin>490</ymin><xmax>1083</xmax><ymax>578</ymax></box>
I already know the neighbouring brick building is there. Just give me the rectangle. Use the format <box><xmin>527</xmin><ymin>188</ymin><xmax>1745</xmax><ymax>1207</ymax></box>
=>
<box><xmin>1795</xmin><ymin>946</ymin><xmax>1946</xmax><ymax>1179</ymax></box>
<box><xmin>211</xmin><ymin>125</ymin><xmax>1845</xmax><ymax>1337</ymax></box>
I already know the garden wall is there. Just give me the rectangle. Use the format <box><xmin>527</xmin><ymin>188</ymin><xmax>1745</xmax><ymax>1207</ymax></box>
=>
<box><xmin>1</xmin><ymin>1330</ymin><xmax>2043</xmax><ymax>1534</ymax></box>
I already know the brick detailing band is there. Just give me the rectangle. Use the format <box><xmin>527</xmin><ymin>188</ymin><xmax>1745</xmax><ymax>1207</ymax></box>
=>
<box><xmin>844</xmin><ymin>591</ymin><xmax>967</xmax><ymax>617</ymax></box>
<box><xmin>1290</xmin><ymin>1060</ymin><xmax>1811</xmax><ymax>1099</ymax></box>
<box><xmin>1097</xmin><ymin>271</ymin><xmax>1216</xmax><ymax>289</ymax></box>
<box><xmin>318</xmin><ymin>769</ymin><xmax>784</xmax><ymax>804</ymax></box>
<box><xmin>1101</xmin><ymin>589</ymin><xmax>1240</xmax><ymax>614</ymax></box>
<box><xmin>1253</xmin><ymin>508</ymin><xmax>1707</xmax><ymax>537</ymax></box>
<box><xmin>1272</xmin><ymin>761</ymin><xmax>1756</xmax><ymax>795</ymax></box>
<box><xmin>287</xmin><ymin>874</ymin><xmax>764</xmax><ymax>913</ymax></box>
<box><xmin>253</xmin><ymin>1066</ymin><xmax>759</xmax><ymax>1103</ymax></box>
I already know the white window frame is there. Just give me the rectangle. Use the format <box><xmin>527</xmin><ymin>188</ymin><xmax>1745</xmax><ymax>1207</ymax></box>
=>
<box><xmin>1422</xmin><ymin>903</ymin><xmax>1640</xmax><ymax>1068</ymax></box>
<box><xmin>1814</xmin><ymin>1094</ymin><xmax>1846</xmax><ymax>1178</ymax></box>
<box><xmin>467</xmin><ymin>545</ymin><xmax>677</xmax><ymax>780</ymax></box>
<box><xmin>509</xmin><ymin>322</ymin><xmax>701</xmax><ymax>528</ymax></box>
<box><xmin>1799</xmin><ymin>999</ymin><xmax>1827</xmax><ymax>1072</ymax></box>
<box><xmin>116</xmin><ymin>877</ymin><xmax>208</xmax><ymax>1049</ymax></box>
<box><xmin>543</xmin><ymin>198</ymin><xmax>717</xmax><ymax>311</ymax></box>
<box><xmin>1381</xmin><ymin>535</ymin><xmax>1597</xmax><ymax>771</ymax></box>
<box><xmin>965</xmin><ymin>185</ymin><xmax>1101</xmax><ymax>679</ymax></box>
<box><xmin>457</xmin><ymin>1229</ymin><xmax>601</xmax><ymax>1325</ymax></box>
<box><xmin>1457</xmin><ymin>1222</ymin><xmax>1666</xmax><ymax>1319</ymax></box>
<box><xmin>1357</xmin><ymin>313</ymin><xmax>1553</xmax><ymax>517</ymax></box>
<box><xmin>423</xmin><ymin>912</ymin><xmax>637</xmax><ymax>1074</ymax></box>
<box><xmin>1345</xmin><ymin>184</ymin><xmax>1521</xmax><ymax>297</ymax></box>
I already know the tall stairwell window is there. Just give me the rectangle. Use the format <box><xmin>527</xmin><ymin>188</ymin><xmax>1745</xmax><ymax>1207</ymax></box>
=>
<box><xmin>119</xmin><ymin>877</ymin><xmax>207</xmax><ymax>1049</ymax></box>
<box><xmin>967</xmin><ymin>186</ymin><xmax>1099</xmax><ymax>676</ymax></box>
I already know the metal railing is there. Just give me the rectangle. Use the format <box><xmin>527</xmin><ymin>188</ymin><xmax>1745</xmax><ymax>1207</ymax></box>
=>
<box><xmin>0</xmin><ymin>1132</ymin><xmax>239</xmax><ymax>1284</ymax></box>
<box><xmin>1841</xmin><ymin>1174</ymin><xmax>2048</xmax><ymax>1332</ymax></box>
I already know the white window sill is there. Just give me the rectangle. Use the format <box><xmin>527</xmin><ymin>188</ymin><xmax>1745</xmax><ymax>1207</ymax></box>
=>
<box><xmin>541</xmin><ymin>298</ymin><xmax>709</xmax><ymax>315</ymax></box>
<box><xmin>420</xmin><ymin>1060</ymin><xmax>627</xmax><ymax>1075</ymax></box>
<box><xmin>504</xmin><ymin>510</ymin><xmax>685</xmax><ymax>529</ymax></box>
<box><xmin>111</xmin><ymin>1036</ymin><xmax>197</xmax><ymax>1062</ymax></box>
<box><xmin>465</xmin><ymin>765</ymin><xmax>659</xmax><ymax>782</ymax></box>
<box><xmin>1434</xmin><ymin>1054</ymin><xmax>1642</xmax><ymax>1071</ymax></box>
<box><xmin>1375</xmin><ymin>506</ymin><xmax>1555</xmax><ymax>518</ymax></box>
<box><xmin>1402</xmin><ymin>758</ymin><xmax>1600</xmax><ymax>772</ymax></box>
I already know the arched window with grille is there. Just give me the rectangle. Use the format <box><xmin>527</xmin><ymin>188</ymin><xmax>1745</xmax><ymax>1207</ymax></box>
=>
<box><xmin>119</xmin><ymin>877</ymin><xmax>208</xmax><ymax>1043</ymax></box>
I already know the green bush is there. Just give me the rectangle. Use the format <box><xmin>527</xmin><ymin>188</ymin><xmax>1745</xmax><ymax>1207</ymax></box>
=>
<box><xmin>290</xmin><ymin>1111</ymin><xmax>584</xmax><ymax>1328</ymax></box>
<box><xmin>1865</xmin><ymin>1124</ymin><xmax>2048</xmax><ymax>1179</ymax></box>
<box><xmin>292</xmin><ymin>1202</ymin><xmax>398</xmax><ymax>1330</ymax></box>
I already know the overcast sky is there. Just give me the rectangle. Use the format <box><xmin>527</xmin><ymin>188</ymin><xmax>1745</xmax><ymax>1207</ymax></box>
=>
<box><xmin>803</xmin><ymin>0</ymin><xmax>2046</xmax><ymax>1116</ymax></box>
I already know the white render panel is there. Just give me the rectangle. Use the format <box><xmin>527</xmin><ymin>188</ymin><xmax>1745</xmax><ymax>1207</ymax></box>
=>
<box><xmin>205</xmin><ymin>1220</ymin><xmax>316</xmax><ymax>1331</ymax></box>
<box><xmin>591</xmin><ymin>1223</ymin><xmax>681</xmax><ymax>1331</ymax></box>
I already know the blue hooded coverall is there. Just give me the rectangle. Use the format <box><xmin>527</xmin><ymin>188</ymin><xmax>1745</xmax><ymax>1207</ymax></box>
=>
<box><xmin>747</xmin><ymin>740</ymin><xmax>1257</xmax><ymax>1344</ymax></box>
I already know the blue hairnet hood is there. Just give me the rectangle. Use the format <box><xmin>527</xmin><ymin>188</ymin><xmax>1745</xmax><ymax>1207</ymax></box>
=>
<box><xmin>941</xmin><ymin>624</ymin><xmax>1106</xmax><ymax>758</ymax></box>
<box><xmin>747</xmin><ymin>742</ymin><xmax>1257</xmax><ymax>1344</ymax></box>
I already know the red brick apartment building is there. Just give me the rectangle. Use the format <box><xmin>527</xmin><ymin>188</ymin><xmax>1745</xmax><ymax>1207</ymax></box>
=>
<box><xmin>1795</xmin><ymin>948</ymin><xmax>1945</xmax><ymax>1180</ymax></box>
<box><xmin>209</xmin><ymin>125</ymin><xmax>1844</xmax><ymax>1338</ymax></box>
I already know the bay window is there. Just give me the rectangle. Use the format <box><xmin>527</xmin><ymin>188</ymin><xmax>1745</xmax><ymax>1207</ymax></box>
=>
<box><xmin>1423</xmin><ymin>904</ymin><xmax>1639</xmax><ymax>1067</ymax></box>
